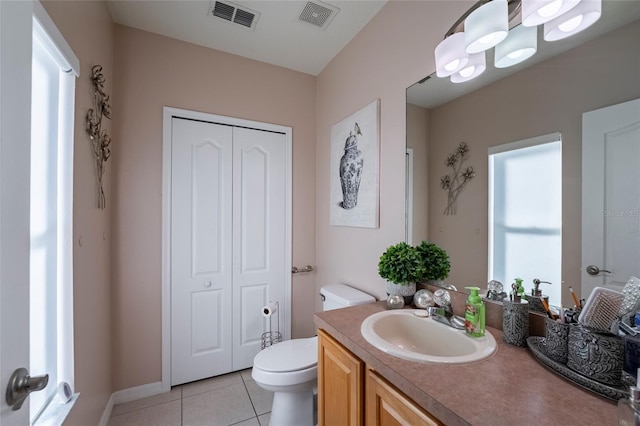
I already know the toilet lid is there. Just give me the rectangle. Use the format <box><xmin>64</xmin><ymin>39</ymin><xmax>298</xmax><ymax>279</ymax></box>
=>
<box><xmin>253</xmin><ymin>336</ymin><xmax>318</xmax><ymax>373</ymax></box>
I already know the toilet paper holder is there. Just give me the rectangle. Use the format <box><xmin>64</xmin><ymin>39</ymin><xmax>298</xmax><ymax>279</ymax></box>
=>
<box><xmin>261</xmin><ymin>301</ymin><xmax>282</xmax><ymax>349</ymax></box>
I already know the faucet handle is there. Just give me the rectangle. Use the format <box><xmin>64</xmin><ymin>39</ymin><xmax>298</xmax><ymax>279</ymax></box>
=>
<box><xmin>427</xmin><ymin>306</ymin><xmax>446</xmax><ymax>317</ymax></box>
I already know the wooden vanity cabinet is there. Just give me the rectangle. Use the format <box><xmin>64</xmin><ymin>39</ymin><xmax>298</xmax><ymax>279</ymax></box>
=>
<box><xmin>318</xmin><ymin>329</ymin><xmax>364</xmax><ymax>426</ymax></box>
<box><xmin>365</xmin><ymin>369</ymin><xmax>441</xmax><ymax>426</ymax></box>
<box><xmin>318</xmin><ymin>329</ymin><xmax>442</xmax><ymax>426</ymax></box>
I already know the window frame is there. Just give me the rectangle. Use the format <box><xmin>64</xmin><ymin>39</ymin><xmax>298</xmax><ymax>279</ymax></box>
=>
<box><xmin>30</xmin><ymin>2</ymin><xmax>79</xmax><ymax>424</ymax></box>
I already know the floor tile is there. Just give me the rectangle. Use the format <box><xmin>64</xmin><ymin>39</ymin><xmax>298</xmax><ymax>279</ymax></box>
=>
<box><xmin>182</xmin><ymin>371</ymin><xmax>243</xmax><ymax>398</ymax></box>
<box><xmin>232</xmin><ymin>417</ymin><xmax>260</xmax><ymax>426</ymax></box>
<box><xmin>258</xmin><ymin>412</ymin><xmax>270</xmax><ymax>426</ymax></box>
<box><xmin>244</xmin><ymin>380</ymin><xmax>273</xmax><ymax>416</ymax></box>
<box><xmin>111</xmin><ymin>387</ymin><xmax>182</xmax><ymax>417</ymax></box>
<box><xmin>240</xmin><ymin>368</ymin><xmax>253</xmax><ymax>382</ymax></box>
<box><xmin>108</xmin><ymin>399</ymin><xmax>181</xmax><ymax>426</ymax></box>
<box><xmin>182</xmin><ymin>382</ymin><xmax>255</xmax><ymax>426</ymax></box>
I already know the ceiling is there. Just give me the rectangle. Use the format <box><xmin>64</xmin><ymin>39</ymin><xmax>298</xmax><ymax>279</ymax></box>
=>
<box><xmin>106</xmin><ymin>0</ymin><xmax>388</xmax><ymax>76</ymax></box>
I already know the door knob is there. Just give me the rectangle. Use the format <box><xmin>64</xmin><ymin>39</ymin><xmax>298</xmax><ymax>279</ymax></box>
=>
<box><xmin>6</xmin><ymin>368</ymin><xmax>49</xmax><ymax>411</ymax></box>
<box><xmin>586</xmin><ymin>265</ymin><xmax>612</xmax><ymax>276</ymax></box>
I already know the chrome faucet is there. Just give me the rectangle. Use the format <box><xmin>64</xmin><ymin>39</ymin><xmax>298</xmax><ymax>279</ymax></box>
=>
<box><xmin>427</xmin><ymin>306</ymin><xmax>466</xmax><ymax>330</ymax></box>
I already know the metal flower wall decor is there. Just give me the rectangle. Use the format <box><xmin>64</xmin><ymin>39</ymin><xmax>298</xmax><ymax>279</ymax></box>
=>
<box><xmin>441</xmin><ymin>142</ymin><xmax>475</xmax><ymax>215</ymax></box>
<box><xmin>86</xmin><ymin>65</ymin><xmax>112</xmax><ymax>209</ymax></box>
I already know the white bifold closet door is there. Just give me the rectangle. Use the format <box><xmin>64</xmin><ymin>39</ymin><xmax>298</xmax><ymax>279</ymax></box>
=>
<box><xmin>171</xmin><ymin>117</ymin><xmax>286</xmax><ymax>386</ymax></box>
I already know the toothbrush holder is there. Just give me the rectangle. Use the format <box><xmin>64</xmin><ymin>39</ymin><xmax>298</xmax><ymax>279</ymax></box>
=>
<box><xmin>543</xmin><ymin>316</ymin><xmax>570</xmax><ymax>364</ymax></box>
<box><xmin>567</xmin><ymin>324</ymin><xmax>624</xmax><ymax>386</ymax></box>
<box><xmin>502</xmin><ymin>299</ymin><xmax>529</xmax><ymax>347</ymax></box>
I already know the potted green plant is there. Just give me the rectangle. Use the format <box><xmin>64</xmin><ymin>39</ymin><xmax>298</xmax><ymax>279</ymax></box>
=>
<box><xmin>415</xmin><ymin>241</ymin><xmax>451</xmax><ymax>285</ymax></box>
<box><xmin>378</xmin><ymin>242</ymin><xmax>426</xmax><ymax>304</ymax></box>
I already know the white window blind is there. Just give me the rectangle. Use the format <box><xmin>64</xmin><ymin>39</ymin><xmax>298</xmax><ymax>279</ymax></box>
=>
<box><xmin>30</xmin><ymin>2</ymin><xmax>77</xmax><ymax>423</ymax></box>
<box><xmin>488</xmin><ymin>133</ymin><xmax>562</xmax><ymax>305</ymax></box>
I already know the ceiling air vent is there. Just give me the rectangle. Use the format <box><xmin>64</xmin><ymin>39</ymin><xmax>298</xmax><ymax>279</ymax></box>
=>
<box><xmin>298</xmin><ymin>1</ymin><xmax>340</xmax><ymax>30</ymax></box>
<box><xmin>208</xmin><ymin>1</ymin><xmax>260</xmax><ymax>30</ymax></box>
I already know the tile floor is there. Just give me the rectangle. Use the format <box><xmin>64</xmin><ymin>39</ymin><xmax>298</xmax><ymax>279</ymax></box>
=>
<box><xmin>109</xmin><ymin>369</ymin><xmax>272</xmax><ymax>426</ymax></box>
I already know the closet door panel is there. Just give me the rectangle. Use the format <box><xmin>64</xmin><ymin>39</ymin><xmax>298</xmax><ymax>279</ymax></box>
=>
<box><xmin>232</xmin><ymin>127</ymin><xmax>287</xmax><ymax>369</ymax></box>
<box><xmin>171</xmin><ymin>118</ymin><xmax>233</xmax><ymax>385</ymax></box>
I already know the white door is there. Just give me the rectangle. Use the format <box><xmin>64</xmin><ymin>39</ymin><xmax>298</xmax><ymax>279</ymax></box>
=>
<box><xmin>171</xmin><ymin>118</ymin><xmax>233</xmax><ymax>385</ymax></box>
<box><xmin>1</xmin><ymin>1</ymin><xmax>33</xmax><ymax>424</ymax></box>
<box><xmin>232</xmin><ymin>127</ymin><xmax>286</xmax><ymax>370</ymax></box>
<box><xmin>582</xmin><ymin>98</ymin><xmax>640</xmax><ymax>297</ymax></box>
<box><xmin>171</xmin><ymin>118</ymin><xmax>287</xmax><ymax>385</ymax></box>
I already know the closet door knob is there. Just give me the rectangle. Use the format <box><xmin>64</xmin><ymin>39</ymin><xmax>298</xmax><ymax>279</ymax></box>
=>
<box><xmin>204</xmin><ymin>281</ymin><xmax>212</xmax><ymax>288</ymax></box>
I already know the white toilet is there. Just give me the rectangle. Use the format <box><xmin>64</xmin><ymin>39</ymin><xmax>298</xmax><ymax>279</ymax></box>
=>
<box><xmin>252</xmin><ymin>284</ymin><xmax>375</xmax><ymax>426</ymax></box>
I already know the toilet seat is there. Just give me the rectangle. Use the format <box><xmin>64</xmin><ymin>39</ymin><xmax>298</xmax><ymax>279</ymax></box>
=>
<box><xmin>253</xmin><ymin>336</ymin><xmax>318</xmax><ymax>373</ymax></box>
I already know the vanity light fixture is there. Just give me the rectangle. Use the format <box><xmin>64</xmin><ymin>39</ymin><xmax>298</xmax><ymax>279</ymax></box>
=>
<box><xmin>521</xmin><ymin>0</ymin><xmax>580</xmax><ymax>27</ymax></box>
<box><xmin>494</xmin><ymin>23</ymin><xmax>537</xmax><ymax>68</ymax></box>
<box><xmin>451</xmin><ymin>52</ymin><xmax>487</xmax><ymax>83</ymax></box>
<box><xmin>435</xmin><ymin>32</ymin><xmax>469</xmax><ymax>77</ymax></box>
<box><xmin>465</xmin><ymin>0</ymin><xmax>509</xmax><ymax>54</ymax></box>
<box><xmin>544</xmin><ymin>0</ymin><xmax>602</xmax><ymax>41</ymax></box>
<box><xmin>435</xmin><ymin>0</ymin><xmax>601</xmax><ymax>83</ymax></box>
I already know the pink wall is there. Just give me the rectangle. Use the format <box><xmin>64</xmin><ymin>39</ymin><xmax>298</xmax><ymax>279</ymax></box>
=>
<box><xmin>427</xmin><ymin>21</ymin><xmax>640</xmax><ymax>306</ymax></box>
<box><xmin>40</xmin><ymin>1</ymin><xmax>114</xmax><ymax>424</ymax></box>
<box><xmin>315</xmin><ymin>1</ymin><xmax>474</xmax><ymax>304</ymax></box>
<box><xmin>38</xmin><ymin>0</ymin><xmax>637</xmax><ymax>418</ymax></box>
<box><xmin>111</xmin><ymin>25</ymin><xmax>316</xmax><ymax>390</ymax></box>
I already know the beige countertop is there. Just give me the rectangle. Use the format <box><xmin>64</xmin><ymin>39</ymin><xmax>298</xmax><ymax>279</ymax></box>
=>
<box><xmin>314</xmin><ymin>301</ymin><xmax>618</xmax><ymax>426</ymax></box>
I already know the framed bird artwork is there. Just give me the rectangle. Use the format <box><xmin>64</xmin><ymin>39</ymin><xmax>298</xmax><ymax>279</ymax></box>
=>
<box><xmin>330</xmin><ymin>100</ymin><xmax>380</xmax><ymax>228</ymax></box>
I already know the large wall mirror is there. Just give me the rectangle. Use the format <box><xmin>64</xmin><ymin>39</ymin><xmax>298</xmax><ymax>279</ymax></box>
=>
<box><xmin>406</xmin><ymin>0</ymin><xmax>640</xmax><ymax>307</ymax></box>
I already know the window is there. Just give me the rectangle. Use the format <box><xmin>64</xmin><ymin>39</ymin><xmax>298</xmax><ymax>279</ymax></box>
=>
<box><xmin>30</xmin><ymin>3</ymin><xmax>78</xmax><ymax>424</ymax></box>
<box><xmin>488</xmin><ymin>133</ymin><xmax>562</xmax><ymax>305</ymax></box>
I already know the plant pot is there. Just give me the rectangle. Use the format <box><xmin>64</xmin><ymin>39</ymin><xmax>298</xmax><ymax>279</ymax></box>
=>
<box><xmin>385</xmin><ymin>282</ymin><xmax>416</xmax><ymax>306</ymax></box>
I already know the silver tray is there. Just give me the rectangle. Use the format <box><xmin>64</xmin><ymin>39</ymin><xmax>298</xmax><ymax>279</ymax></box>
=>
<box><xmin>527</xmin><ymin>336</ymin><xmax>629</xmax><ymax>401</ymax></box>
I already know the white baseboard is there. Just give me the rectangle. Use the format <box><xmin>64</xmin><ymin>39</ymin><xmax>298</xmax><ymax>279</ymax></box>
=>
<box><xmin>99</xmin><ymin>381</ymin><xmax>165</xmax><ymax>425</ymax></box>
<box><xmin>98</xmin><ymin>393</ymin><xmax>114</xmax><ymax>426</ymax></box>
<box><xmin>112</xmin><ymin>381</ymin><xmax>165</xmax><ymax>405</ymax></box>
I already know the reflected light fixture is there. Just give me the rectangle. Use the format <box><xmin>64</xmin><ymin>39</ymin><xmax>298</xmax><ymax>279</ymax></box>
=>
<box><xmin>433</xmin><ymin>0</ymin><xmax>601</xmax><ymax>83</ymax></box>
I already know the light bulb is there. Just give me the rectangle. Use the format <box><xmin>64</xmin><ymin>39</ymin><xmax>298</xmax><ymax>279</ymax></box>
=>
<box><xmin>538</xmin><ymin>0</ymin><xmax>563</xmax><ymax>17</ymax></box>
<box><xmin>444</xmin><ymin>58</ymin><xmax>460</xmax><ymax>72</ymax></box>
<box><xmin>507</xmin><ymin>49</ymin><xmax>525</xmax><ymax>59</ymax></box>
<box><xmin>558</xmin><ymin>14</ymin><xmax>583</xmax><ymax>32</ymax></box>
<box><xmin>479</xmin><ymin>33</ymin><xmax>498</xmax><ymax>45</ymax></box>
<box><xmin>459</xmin><ymin>66</ymin><xmax>476</xmax><ymax>77</ymax></box>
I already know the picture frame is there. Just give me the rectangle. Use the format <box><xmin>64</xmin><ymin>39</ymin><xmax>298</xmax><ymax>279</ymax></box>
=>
<box><xmin>330</xmin><ymin>100</ymin><xmax>380</xmax><ymax>228</ymax></box>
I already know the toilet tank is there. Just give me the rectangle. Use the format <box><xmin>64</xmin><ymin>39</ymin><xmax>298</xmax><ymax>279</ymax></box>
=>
<box><xmin>320</xmin><ymin>284</ymin><xmax>376</xmax><ymax>311</ymax></box>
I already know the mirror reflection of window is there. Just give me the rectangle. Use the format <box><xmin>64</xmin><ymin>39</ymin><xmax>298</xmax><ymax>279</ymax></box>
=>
<box><xmin>488</xmin><ymin>133</ymin><xmax>562</xmax><ymax>305</ymax></box>
<box><xmin>406</xmin><ymin>148</ymin><xmax>414</xmax><ymax>245</ymax></box>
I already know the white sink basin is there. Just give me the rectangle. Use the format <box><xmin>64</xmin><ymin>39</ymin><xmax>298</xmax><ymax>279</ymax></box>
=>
<box><xmin>360</xmin><ymin>309</ymin><xmax>497</xmax><ymax>364</ymax></box>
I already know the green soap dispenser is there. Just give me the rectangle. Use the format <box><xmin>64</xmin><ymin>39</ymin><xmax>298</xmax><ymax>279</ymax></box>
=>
<box><xmin>515</xmin><ymin>278</ymin><xmax>525</xmax><ymax>297</ymax></box>
<box><xmin>464</xmin><ymin>287</ymin><xmax>485</xmax><ymax>337</ymax></box>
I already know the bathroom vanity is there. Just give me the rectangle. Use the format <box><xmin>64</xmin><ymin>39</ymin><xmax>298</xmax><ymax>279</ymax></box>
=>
<box><xmin>314</xmin><ymin>301</ymin><xmax>617</xmax><ymax>426</ymax></box>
